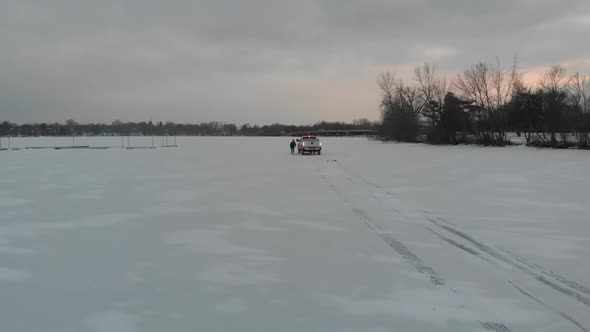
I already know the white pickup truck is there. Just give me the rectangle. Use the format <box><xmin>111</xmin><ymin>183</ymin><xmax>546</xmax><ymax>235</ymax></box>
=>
<box><xmin>297</xmin><ymin>136</ymin><xmax>322</xmax><ymax>155</ymax></box>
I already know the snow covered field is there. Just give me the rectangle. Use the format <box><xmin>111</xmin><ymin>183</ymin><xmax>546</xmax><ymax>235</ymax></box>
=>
<box><xmin>1</xmin><ymin>137</ymin><xmax>589</xmax><ymax>332</ymax></box>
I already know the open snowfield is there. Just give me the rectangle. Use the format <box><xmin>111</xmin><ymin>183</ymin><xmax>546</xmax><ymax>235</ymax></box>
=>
<box><xmin>1</xmin><ymin>137</ymin><xmax>589</xmax><ymax>332</ymax></box>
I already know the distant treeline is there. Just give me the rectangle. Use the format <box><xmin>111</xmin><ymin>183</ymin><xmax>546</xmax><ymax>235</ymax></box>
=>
<box><xmin>379</xmin><ymin>60</ymin><xmax>590</xmax><ymax>148</ymax></box>
<box><xmin>0</xmin><ymin>119</ymin><xmax>377</xmax><ymax>137</ymax></box>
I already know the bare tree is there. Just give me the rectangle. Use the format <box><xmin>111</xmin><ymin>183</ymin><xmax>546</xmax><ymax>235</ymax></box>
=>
<box><xmin>454</xmin><ymin>57</ymin><xmax>520</xmax><ymax>144</ymax></box>
<box><xmin>415</xmin><ymin>63</ymin><xmax>438</xmax><ymax>107</ymax></box>
<box><xmin>376</xmin><ymin>60</ymin><xmax>588</xmax><ymax>148</ymax></box>
<box><xmin>377</xmin><ymin>71</ymin><xmax>396</xmax><ymax>111</ymax></box>
<box><xmin>395</xmin><ymin>79</ymin><xmax>424</xmax><ymax>115</ymax></box>
<box><xmin>540</xmin><ymin>65</ymin><xmax>569</xmax><ymax>93</ymax></box>
<box><xmin>569</xmin><ymin>72</ymin><xmax>590</xmax><ymax>112</ymax></box>
<box><xmin>378</xmin><ymin>71</ymin><xmax>425</xmax><ymax>116</ymax></box>
<box><xmin>491</xmin><ymin>57</ymin><xmax>519</xmax><ymax>110</ymax></box>
<box><xmin>414</xmin><ymin>63</ymin><xmax>449</xmax><ymax>130</ymax></box>
<box><xmin>538</xmin><ymin>65</ymin><xmax>570</xmax><ymax>143</ymax></box>
<box><xmin>378</xmin><ymin>71</ymin><xmax>422</xmax><ymax>141</ymax></box>
<box><xmin>569</xmin><ymin>72</ymin><xmax>590</xmax><ymax>145</ymax></box>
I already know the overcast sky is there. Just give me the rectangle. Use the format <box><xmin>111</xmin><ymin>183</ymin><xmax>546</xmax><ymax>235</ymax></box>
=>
<box><xmin>1</xmin><ymin>0</ymin><xmax>589</xmax><ymax>125</ymax></box>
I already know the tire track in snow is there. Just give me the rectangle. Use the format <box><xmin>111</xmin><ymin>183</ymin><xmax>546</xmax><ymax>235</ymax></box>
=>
<box><xmin>479</xmin><ymin>321</ymin><xmax>512</xmax><ymax>332</ymax></box>
<box><xmin>427</xmin><ymin>227</ymin><xmax>498</xmax><ymax>266</ymax></box>
<box><xmin>321</xmin><ymin>172</ymin><xmax>445</xmax><ymax>286</ymax></box>
<box><xmin>379</xmin><ymin>232</ymin><xmax>446</xmax><ymax>286</ymax></box>
<box><xmin>428</xmin><ymin>218</ymin><xmax>590</xmax><ymax>308</ymax></box>
<box><xmin>428</xmin><ymin>218</ymin><xmax>589</xmax><ymax>330</ymax></box>
<box><xmin>319</xmin><ymin>174</ymin><xmax>352</xmax><ymax>207</ymax></box>
<box><xmin>333</xmin><ymin>160</ymin><xmax>382</xmax><ymax>189</ymax></box>
<box><xmin>333</xmin><ymin>161</ymin><xmax>394</xmax><ymax>211</ymax></box>
<box><xmin>327</xmin><ymin>161</ymin><xmax>583</xmax><ymax>329</ymax></box>
<box><xmin>501</xmin><ymin>248</ymin><xmax>590</xmax><ymax>298</ymax></box>
<box><xmin>351</xmin><ymin>208</ymin><xmax>380</xmax><ymax>233</ymax></box>
<box><xmin>508</xmin><ymin>280</ymin><xmax>588</xmax><ymax>332</ymax></box>
<box><xmin>320</xmin><ymin>163</ymin><xmax>518</xmax><ymax>329</ymax></box>
<box><xmin>427</xmin><ymin>226</ymin><xmax>585</xmax><ymax>331</ymax></box>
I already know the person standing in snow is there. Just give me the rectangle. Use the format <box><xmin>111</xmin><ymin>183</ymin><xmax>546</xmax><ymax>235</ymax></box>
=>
<box><xmin>290</xmin><ymin>139</ymin><xmax>296</xmax><ymax>154</ymax></box>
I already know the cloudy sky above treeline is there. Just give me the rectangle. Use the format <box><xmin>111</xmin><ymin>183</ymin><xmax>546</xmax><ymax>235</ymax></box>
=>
<box><xmin>2</xmin><ymin>0</ymin><xmax>589</xmax><ymax>124</ymax></box>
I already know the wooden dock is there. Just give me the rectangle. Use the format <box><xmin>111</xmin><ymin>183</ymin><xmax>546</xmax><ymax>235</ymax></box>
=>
<box><xmin>1</xmin><ymin>145</ymin><xmax>178</xmax><ymax>151</ymax></box>
<box><xmin>54</xmin><ymin>146</ymin><xmax>91</xmax><ymax>150</ymax></box>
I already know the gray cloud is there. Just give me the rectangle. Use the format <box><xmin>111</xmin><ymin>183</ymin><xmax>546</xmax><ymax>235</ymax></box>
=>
<box><xmin>1</xmin><ymin>0</ymin><xmax>589</xmax><ymax>124</ymax></box>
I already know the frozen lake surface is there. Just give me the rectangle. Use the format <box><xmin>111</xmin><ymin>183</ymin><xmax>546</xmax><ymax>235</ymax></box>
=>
<box><xmin>1</xmin><ymin>137</ymin><xmax>589</xmax><ymax>332</ymax></box>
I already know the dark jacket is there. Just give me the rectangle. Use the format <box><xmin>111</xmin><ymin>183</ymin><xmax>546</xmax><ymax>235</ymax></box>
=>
<box><xmin>290</xmin><ymin>141</ymin><xmax>296</xmax><ymax>149</ymax></box>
